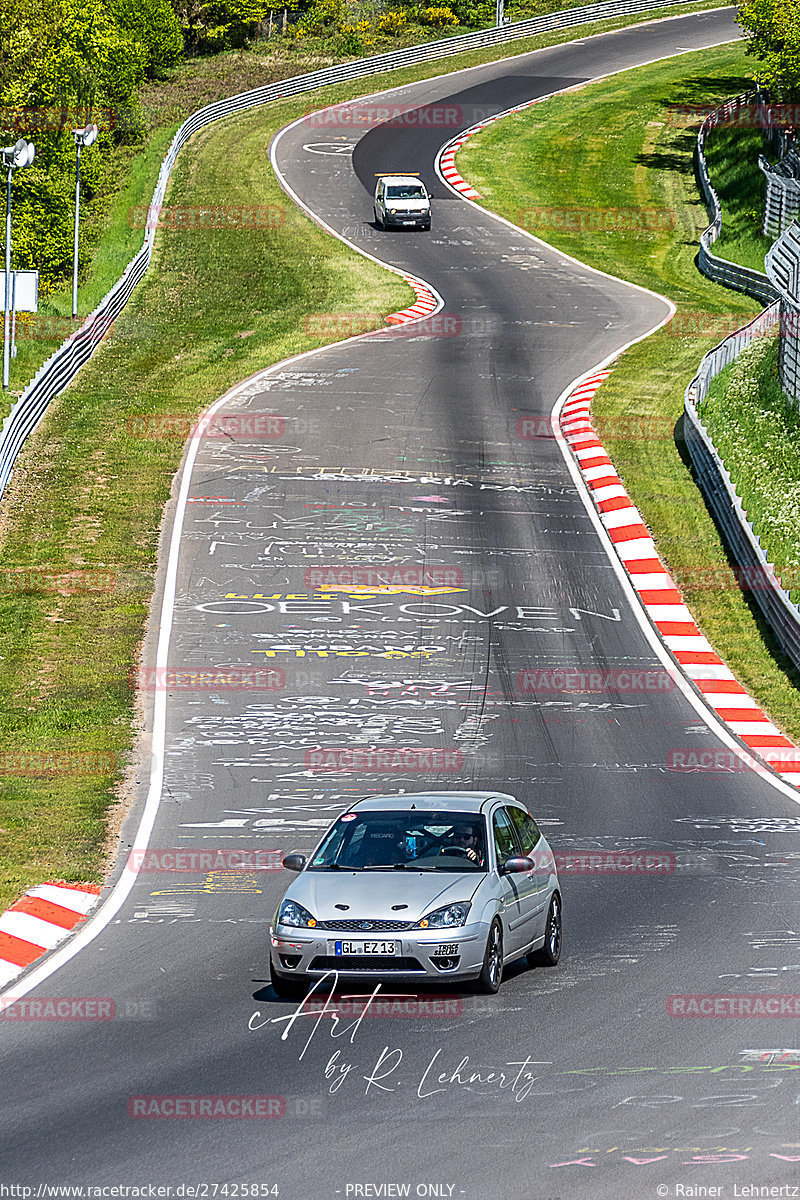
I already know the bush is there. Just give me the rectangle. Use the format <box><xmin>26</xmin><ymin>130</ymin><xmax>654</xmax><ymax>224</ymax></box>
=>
<box><xmin>377</xmin><ymin>8</ymin><xmax>406</xmax><ymax>32</ymax></box>
<box><xmin>421</xmin><ymin>5</ymin><xmax>457</xmax><ymax>24</ymax></box>
<box><xmin>111</xmin><ymin>0</ymin><xmax>182</xmax><ymax>75</ymax></box>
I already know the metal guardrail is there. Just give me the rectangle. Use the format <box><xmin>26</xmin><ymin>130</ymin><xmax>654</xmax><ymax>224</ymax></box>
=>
<box><xmin>0</xmin><ymin>0</ymin><xmax>715</xmax><ymax>500</ymax></box>
<box><xmin>685</xmin><ymin>96</ymin><xmax>800</xmax><ymax>669</ymax></box>
<box><xmin>684</xmin><ymin>336</ymin><xmax>800</xmax><ymax>672</ymax></box>
<box><xmin>696</xmin><ymin>91</ymin><xmax>780</xmax><ymax>306</ymax></box>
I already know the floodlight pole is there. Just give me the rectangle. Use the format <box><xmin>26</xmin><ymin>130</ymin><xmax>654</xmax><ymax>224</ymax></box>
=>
<box><xmin>2</xmin><ymin>140</ymin><xmax>35</xmax><ymax>391</ymax></box>
<box><xmin>3</xmin><ymin>161</ymin><xmax>12</xmax><ymax>390</ymax></box>
<box><xmin>72</xmin><ymin>140</ymin><xmax>82</xmax><ymax>319</ymax></box>
<box><xmin>72</xmin><ymin>126</ymin><xmax>97</xmax><ymax>320</ymax></box>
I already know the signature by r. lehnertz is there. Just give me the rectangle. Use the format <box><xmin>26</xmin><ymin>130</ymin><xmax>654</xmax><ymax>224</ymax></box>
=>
<box><xmin>249</xmin><ymin>971</ymin><xmax>547</xmax><ymax>1100</ymax></box>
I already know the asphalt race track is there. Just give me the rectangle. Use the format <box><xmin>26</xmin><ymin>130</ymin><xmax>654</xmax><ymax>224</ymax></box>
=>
<box><xmin>4</xmin><ymin>8</ymin><xmax>800</xmax><ymax>1198</ymax></box>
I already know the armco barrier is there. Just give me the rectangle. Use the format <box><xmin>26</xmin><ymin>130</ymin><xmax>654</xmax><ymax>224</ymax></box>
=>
<box><xmin>685</xmin><ymin>96</ymin><xmax>800</xmax><ymax>670</ymax></box>
<box><xmin>684</xmin><ymin>334</ymin><xmax>800</xmax><ymax>672</ymax></box>
<box><xmin>0</xmin><ymin>0</ymin><xmax>716</xmax><ymax>501</ymax></box>
<box><xmin>696</xmin><ymin>92</ymin><xmax>780</xmax><ymax>306</ymax></box>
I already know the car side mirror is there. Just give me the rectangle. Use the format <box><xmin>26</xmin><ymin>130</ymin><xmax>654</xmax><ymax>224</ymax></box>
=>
<box><xmin>283</xmin><ymin>853</ymin><xmax>307</xmax><ymax>872</ymax></box>
<box><xmin>499</xmin><ymin>856</ymin><xmax>532</xmax><ymax>876</ymax></box>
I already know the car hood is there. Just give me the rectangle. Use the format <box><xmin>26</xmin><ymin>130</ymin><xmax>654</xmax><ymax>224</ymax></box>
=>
<box><xmin>285</xmin><ymin>870</ymin><xmax>482</xmax><ymax>923</ymax></box>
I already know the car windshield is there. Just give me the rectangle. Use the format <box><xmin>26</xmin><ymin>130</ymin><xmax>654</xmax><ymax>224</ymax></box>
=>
<box><xmin>386</xmin><ymin>185</ymin><xmax>426</xmax><ymax>199</ymax></box>
<box><xmin>309</xmin><ymin>810</ymin><xmax>487</xmax><ymax>872</ymax></box>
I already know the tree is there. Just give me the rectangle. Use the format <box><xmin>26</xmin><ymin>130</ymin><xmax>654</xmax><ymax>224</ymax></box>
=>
<box><xmin>111</xmin><ymin>0</ymin><xmax>183</xmax><ymax>76</ymax></box>
<box><xmin>738</xmin><ymin>0</ymin><xmax>800</xmax><ymax>101</ymax></box>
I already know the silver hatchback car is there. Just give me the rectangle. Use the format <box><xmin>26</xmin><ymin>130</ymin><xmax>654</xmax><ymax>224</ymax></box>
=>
<box><xmin>269</xmin><ymin>791</ymin><xmax>561</xmax><ymax>996</ymax></box>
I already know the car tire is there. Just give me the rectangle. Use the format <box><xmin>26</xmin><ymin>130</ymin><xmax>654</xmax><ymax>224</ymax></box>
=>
<box><xmin>527</xmin><ymin>892</ymin><xmax>562</xmax><ymax>968</ymax></box>
<box><xmin>374</xmin><ymin>208</ymin><xmax>384</xmax><ymax>230</ymax></box>
<box><xmin>270</xmin><ymin>957</ymin><xmax>309</xmax><ymax>999</ymax></box>
<box><xmin>472</xmin><ymin>918</ymin><xmax>503</xmax><ymax>994</ymax></box>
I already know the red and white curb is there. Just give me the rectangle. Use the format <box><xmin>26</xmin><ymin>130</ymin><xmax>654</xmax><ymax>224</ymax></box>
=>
<box><xmin>437</xmin><ymin>96</ymin><xmax>549</xmax><ymax>200</ymax></box>
<box><xmin>561</xmin><ymin>373</ymin><xmax>800</xmax><ymax>787</ymax></box>
<box><xmin>385</xmin><ymin>274</ymin><xmax>439</xmax><ymax>325</ymax></box>
<box><xmin>0</xmin><ymin>882</ymin><xmax>101</xmax><ymax>988</ymax></box>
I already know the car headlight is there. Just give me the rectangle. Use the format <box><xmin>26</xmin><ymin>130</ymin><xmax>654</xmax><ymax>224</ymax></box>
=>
<box><xmin>390</xmin><ymin>208</ymin><xmax>397</xmax><ymax>214</ymax></box>
<box><xmin>415</xmin><ymin>902</ymin><xmax>471</xmax><ymax>929</ymax></box>
<box><xmin>277</xmin><ymin>899</ymin><xmax>318</xmax><ymax>928</ymax></box>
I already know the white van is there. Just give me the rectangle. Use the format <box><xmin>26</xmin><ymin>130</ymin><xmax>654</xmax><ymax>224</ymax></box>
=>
<box><xmin>373</xmin><ymin>175</ymin><xmax>431</xmax><ymax>231</ymax></box>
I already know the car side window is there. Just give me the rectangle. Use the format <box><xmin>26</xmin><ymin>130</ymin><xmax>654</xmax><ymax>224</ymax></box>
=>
<box><xmin>508</xmin><ymin>806</ymin><xmax>541</xmax><ymax>854</ymax></box>
<box><xmin>492</xmin><ymin>808</ymin><xmax>519</xmax><ymax>867</ymax></box>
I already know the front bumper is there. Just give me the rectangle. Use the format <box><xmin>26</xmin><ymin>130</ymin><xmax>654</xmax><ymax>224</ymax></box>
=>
<box><xmin>270</xmin><ymin>919</ymin><xmax>489</xmax><ymax>981</ymax></box>
<box><xmin>383</xmin><ymin>211</ymin><xmax>430</xmax><ymax>227</ymax></box>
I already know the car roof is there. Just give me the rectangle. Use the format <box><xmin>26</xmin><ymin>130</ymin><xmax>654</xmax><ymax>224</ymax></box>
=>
<box><xmin>379</xmin><ymin>175</ymin><xmax>427</xmax><ymax>187</ymax></box>
<box><xmin>351</xmin><ymin>791</ymin><xmax>517</xmax><ymax>814</ymax></box>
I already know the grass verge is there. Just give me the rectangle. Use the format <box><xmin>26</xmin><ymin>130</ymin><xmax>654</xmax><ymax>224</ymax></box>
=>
<box><xmin>703</xmin><ymin>124</ymin><xmax>774</xmax><ymax>273</ymax></box>
<box><xmin>456</xmin><ymin>41</ymin><xmax>800</xmax><ymax>743</ymax></box>
<box><xmin>699</xmin><ymin>335</ymin><xmax>800</xmax><ymax>603</ymax></box>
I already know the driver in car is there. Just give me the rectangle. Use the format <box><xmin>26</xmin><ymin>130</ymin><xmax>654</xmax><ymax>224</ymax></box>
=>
<box><xmin>443</xmin><ymin>824</ymin><xmax>485</xmax><ymax>866</ymax></box>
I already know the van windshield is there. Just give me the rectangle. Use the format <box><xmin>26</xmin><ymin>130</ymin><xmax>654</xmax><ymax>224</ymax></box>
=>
<box><xmin>386</xmin><ymin>185</ymin><xmax>426</xmax><ymax>199</ymax></box>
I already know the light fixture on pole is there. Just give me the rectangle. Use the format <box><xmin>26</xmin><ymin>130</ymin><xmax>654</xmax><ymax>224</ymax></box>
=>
<box><xmin>71</xmin><ymin>124</ymin><xmax>98</xmax><ymax>320</ymax></box>
<box><xmin>2</xmin><ymin>138</ymin><xmax>35</xmax><ymax>391</ymax></box>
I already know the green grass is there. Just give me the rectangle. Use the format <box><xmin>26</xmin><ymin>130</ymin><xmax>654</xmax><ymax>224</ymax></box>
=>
<box><xmin>0</xmin><ymin>92</ymin><xmax>414</xmax><ymax>912</ymax></box>
<box><xmin>703</xmin><ymin>124</ymin><xmax>775</xmax><ymax>273</ymax></box>
<box><xmin>699</xmin><ymin>335</ymin><xmax>800</xmax><ymax>603</ymax></box>
<box><xmin>457</xmin><ymin>43</ymin><xmax>800</xmax><ymax>742</ymax></box>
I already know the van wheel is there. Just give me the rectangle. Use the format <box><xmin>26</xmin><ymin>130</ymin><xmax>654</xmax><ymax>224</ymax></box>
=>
<box><xmin>374</xmin><ymin>208</ymin><xmax>384</xmax><ymax>230</ymax></box>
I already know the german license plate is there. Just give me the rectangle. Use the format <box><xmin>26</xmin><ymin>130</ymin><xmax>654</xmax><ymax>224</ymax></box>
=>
<box><xmin>331</xmin><ymin>940</ymin><xmax>398</xmax><ymax>955</ymax></box>
<box><xmin>402</xmin><ymin>220</ymin><xmax>415</xmax><ymax>226</ymax></box>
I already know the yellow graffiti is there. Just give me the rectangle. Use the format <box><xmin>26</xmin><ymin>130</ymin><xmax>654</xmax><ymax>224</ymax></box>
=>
<box><xmin>251</xmin><ymin>647</ymin><xmax>444</xmax><ymax>659</ymax></box>
<box><xmin>150</xmin><ymin>871</ymin><xmax>263</xmax><ymax>896</ymax></box>
<box><xmin>317</xmin><ymin>585</ymin><xmax>466</xmax><ymax>597</ymax></box>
